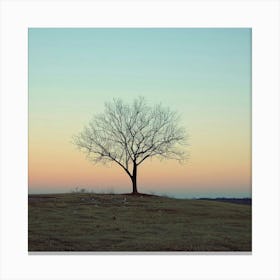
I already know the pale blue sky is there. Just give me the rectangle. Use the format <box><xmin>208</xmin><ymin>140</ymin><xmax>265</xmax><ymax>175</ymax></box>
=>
<box><xmin>29</xmin><ymin>28</ymin><xmax>251</xmax><ymax>115</ymax></box>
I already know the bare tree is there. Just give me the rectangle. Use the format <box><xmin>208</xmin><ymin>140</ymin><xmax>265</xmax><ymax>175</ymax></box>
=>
<box><xmin>73</xmin><ymin>97</ymin><xmax>188</xmax><ymax>194</ymax></box>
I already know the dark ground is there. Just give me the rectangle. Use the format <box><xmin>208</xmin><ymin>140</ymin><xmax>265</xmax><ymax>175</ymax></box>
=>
<box><xmin>28</xmin><ymin>193</ymin><xmax>252</xmax><ymax>252</ymax></box>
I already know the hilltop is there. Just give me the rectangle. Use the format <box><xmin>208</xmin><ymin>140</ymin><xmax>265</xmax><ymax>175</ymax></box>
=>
<box><xmin>28</xmin><ymin>193</ymin><xmax>251</xmax><ymax>252</ymax></box>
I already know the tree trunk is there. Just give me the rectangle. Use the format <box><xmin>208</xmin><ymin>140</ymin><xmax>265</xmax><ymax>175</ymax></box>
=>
<box><xmin>131</xmin><ymin>162</ymin><xmax>138</xmax><ymax>194</ymax></box>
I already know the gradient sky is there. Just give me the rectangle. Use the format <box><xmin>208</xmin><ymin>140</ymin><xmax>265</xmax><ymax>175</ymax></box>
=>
<box><xmin>28</xmin><ymin>28</ymin><xmax>251</xmax><ymax>198</ymax></box>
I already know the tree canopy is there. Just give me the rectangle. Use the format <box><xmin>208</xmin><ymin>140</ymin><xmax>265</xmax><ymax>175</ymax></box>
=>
<box><xmin>73</xmin><ymin>97</ymin><xmax>188</xmax><ymax>194</ymax></box>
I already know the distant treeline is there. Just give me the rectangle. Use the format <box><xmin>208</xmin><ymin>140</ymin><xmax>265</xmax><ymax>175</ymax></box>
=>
<box><xmin>198</xmin><ymin>198</ymin><xmax>251</xmax><ymax>205</ymax></box>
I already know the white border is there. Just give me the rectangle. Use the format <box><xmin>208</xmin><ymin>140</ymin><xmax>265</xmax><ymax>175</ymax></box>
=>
<box><xmin>0</xmin><ymin>0</ymin><xmax>279</xmax><ymax>280</ymax></box>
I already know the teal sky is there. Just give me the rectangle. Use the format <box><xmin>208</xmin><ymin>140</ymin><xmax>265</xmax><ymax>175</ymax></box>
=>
<box><xmin>29</xmin><ymin>28</ymin><xmax>251</xmax><ymax>117</ymax></box>
<box><xmin>29</xmin><ymin>28</ymin><xmax>251</xmax><ymax>198</ymax></box>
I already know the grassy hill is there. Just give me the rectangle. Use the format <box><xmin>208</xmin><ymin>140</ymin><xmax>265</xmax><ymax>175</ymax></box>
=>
<box><xmin>28</xmin><ymin>193</ymin><xmax>251</xmax><ymax>252</ymax></box>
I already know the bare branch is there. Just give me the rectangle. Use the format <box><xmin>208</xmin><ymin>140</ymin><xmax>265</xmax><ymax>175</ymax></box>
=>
<box><xmin>73</xmin><ymin>96</ymin><xmax>189</xmax><ymax>181</ymax></box>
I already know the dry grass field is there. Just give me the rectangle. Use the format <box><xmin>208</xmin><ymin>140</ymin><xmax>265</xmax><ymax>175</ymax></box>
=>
<box><xmin>28</xmin><ymin>193</ymin><xmax>251</xmax><ymax>252</ymax></box>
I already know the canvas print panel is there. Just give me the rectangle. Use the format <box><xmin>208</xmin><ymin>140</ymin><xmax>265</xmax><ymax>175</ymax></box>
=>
<box><xmin>28</xmin><ymin>28</ymin><xmax>251</xmax><ymax>252</ymax></box>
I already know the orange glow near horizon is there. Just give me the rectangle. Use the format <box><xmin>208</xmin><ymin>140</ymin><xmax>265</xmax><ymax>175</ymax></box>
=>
<box><xmin>28</xmin><ymin>125</ymin><xmax>251</xmax><ymax>196</ymax></box>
